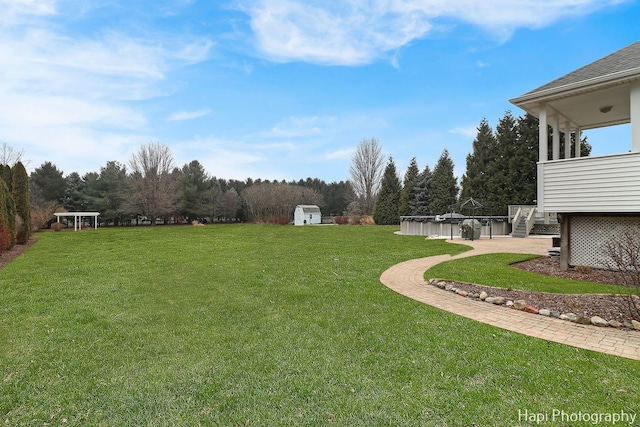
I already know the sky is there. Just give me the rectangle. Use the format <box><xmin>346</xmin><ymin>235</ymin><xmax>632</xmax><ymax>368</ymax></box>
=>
<box><xmin>1</xmin><ymin>0</ymin><xmax>639</xmax><ymax>183</ymax></box>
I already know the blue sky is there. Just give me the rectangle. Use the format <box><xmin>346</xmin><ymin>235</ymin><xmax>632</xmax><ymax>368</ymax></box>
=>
<box><xmin>1</xmin><ymin>0</ymin><xmax>639</xmax><ymax>183</ymax></box>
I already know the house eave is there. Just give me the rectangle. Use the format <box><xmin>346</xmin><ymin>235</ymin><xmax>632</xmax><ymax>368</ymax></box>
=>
<box><xmin>510</xmin><ymin>67</ymin><xmax>640</xmax><ymax>107</ymax></box>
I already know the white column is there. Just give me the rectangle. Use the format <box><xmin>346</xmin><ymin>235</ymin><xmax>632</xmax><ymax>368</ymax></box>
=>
<box><xmin>631</xmin><ymin>81</ymin><xmax>640</xmax><ymax>152</ymax></box>
<box><xmin>538</xmin><ymin>105</ymin><xmax>548</xmax><ymax>162</ymax></box>
<box><xmin>552</xmin><ymin>114</ymin><xmax>560</xmax><ymax>160</ymax></box>
<box><xmin>575</xmin><ymin>127</ymin><xmax>581</xmax><ymax>158</ymax></box>
<box><xmin>564</xmin><ymin>119</ymin><xmax>571</xmax><ymax>159</ymax></box>
<box><xmin>537</xmin><ymin>105</ymin><xmax>547</xmax><ymax>212</ymax></box>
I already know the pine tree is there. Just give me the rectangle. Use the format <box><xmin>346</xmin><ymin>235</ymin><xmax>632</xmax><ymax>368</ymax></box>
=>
<box><xmin>373</xmin><ymin>157</ymin><xmax>402</xmax><ymax>225</ymax></box>
<box><xmin>486</xmin><ymin>111</ymin><xmax>518</xmax><ymax>215</ymax></box>
<box><xmin>460</xmin><ymin>118</ymin><xmax>495</xmax><ymax>203</ymax></box>
<box><xmin>411</xmin><ymin>165</ymin><xmax>433</xmax><ymax>215</ymax></box>
<box><xmin>429</xmin><ymin>150</ymin><xmax>459</xmax><ymax>215</ymax></box>
<box><xmin>399</xmin><ymin>157</ymin><xmax>419</xmax><ymax>216</ymax></box>
<box><xmin>509</xmin><ymin>113</ymin><xmax>539</xmax><ymax>206</ymax></box>
<box><xmin>12</xmin><ymin>162</ymin><xmax>31</xmax><ymax>244</ymax></box>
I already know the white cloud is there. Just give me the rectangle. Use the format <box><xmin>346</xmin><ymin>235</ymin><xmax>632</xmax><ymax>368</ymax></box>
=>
<box><xmin>0</xmin><ymin>3</ymin><xmax>214</xmax><ymax>173</ymax></box>
<box><xmin>0</xmin><ymin>0</ymin><xmax>57</xmax><ymax>25</ymax></box>
<box><xmin>167</xmin><ymin>109</ymin><xmax>212</xmax><ymax>121</ymax></box>
<box><xmin>449</xmin><ymin>125</ymin><xmax>478</xmax><ymax>139</ymax></box>
<box><xmin>243</xmin><ymin>0</ymin><xmax>628</xmax><ymax>65</ymax></box>
<box><xmin>325</xmin><ymin>148</ymin><xmax>354</xmax><ymax>160</ymax></box>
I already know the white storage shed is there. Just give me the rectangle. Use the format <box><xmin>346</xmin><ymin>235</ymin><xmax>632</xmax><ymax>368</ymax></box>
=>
<box><xmin>294</xmin><ymin>205</ymin><xmax>321</xmax><ymax>226</ymax></box>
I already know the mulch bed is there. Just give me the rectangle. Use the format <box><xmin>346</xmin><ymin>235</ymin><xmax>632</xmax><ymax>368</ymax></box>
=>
<box><xmin>446</xmin><ymin>256</ymin><xmax>640</xmax><ymax>325</ymax></box>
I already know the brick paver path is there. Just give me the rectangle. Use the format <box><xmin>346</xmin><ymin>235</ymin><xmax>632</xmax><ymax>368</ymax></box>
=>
<box><xmin>380</xmin><ymin>237</ymin><xmax>640</xmax><ymax>361</ymax></box>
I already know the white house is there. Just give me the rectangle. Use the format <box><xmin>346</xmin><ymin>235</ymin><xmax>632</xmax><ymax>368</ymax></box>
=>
<box><xmin>294</xmin><ymin>205</ymin><xmax>321</xmax><ymax>226</ymax></box>
<box><xmin>510</xmin><ymin>40</ymin><xmax>640</xmax><ymax>269</ymax></box>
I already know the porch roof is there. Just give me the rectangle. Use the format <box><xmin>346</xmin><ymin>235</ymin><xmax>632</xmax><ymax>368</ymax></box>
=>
<box><xmin>510</xmin><ymin>40</ymin><xmax>640</xmax><ymax>130</ymax></box>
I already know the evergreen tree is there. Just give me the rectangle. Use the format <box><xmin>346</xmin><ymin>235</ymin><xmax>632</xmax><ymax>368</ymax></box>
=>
<box><xmin>411</xmin><ymin>165</ymin><xmax>433</xmax><ymax>215</ymax></box>
<box><xmin>11</xmin><ymin>162</ymin><xmax>31</xmax><ymax>244</ymax></box>
<box><xmin>1</xmin><ymin>164</ymin><xmax>12</xmax><ymax>190</ymax></box>
<box><xmin>399</xmin><ymin>157</ymin><xmax>419</xmax><ymax>216</ymax></box>
<box><xmin>0</xmin><ymin>178</ymin><xmax>13</xmax><ymax>250</ymax></box>
<box><xmin>373</xmin><ymin>157</ymin><xmax>402</xmax><ymax>225</ymax></box>
<box><xmin>429</xmin><ymin>149</ymin><xmax>459</xmax><ymax>215</ymax></box>
<box><xmin>30</xmin><ymin>161</ymin><xmax>66</xmax><ymax>205</ymax></box>
<box><xmin>63</xmin><ymin>172</ymin><xmax>87</xmax><ymax>212</ymax></box>
<box><xmin>486</xmin><ymin>111</ymin><xmax>518</xmax><ymax>215</ymax></box>
<box><xmin>509</xmin><ymin>113</ymin><xmax>539</xmax><ymax>206</ymax></box>
<box><xmin>179</xmin><ymin>160</ymin><xmax>211</xmax><ymax>221</ymax></box>
<box><xmin>460</xmin><ymin>118</ymin><xmax>495</xmax><ymax>203</ymax></box>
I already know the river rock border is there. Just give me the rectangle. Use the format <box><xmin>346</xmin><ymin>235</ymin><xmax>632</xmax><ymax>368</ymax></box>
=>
<box><xmin>427</xmin><ymin>278</ymin><xmax>640</xmax><ymax>331</ymax></box>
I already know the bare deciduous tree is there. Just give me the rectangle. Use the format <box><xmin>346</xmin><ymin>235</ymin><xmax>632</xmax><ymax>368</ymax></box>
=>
<box><xmin>243</xmin><ymin>183</ymin><xmax>322</xmax><ymax>223</ymax></box>
<box><xmin>602</xmin><ymin>228</ymin><xmax>640</xmax><ymax>320</ymax></box>
<box><xmin>125</xmin><ymin>143</ymin><xmax>179</xmax><ymax>225</ymax></box>
<box><xmin>349</xmin><ymin>138</ymin><xmax>385</xmax><ymax>215</ymax></box>
<box><xmin>0</xmin><ymin>142</ymin><xmax>27</xmax><ymax>168</ymax></box>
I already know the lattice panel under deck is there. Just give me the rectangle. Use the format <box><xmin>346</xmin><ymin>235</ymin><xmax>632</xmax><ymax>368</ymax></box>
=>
<box><xmin>570</xmin><ymin>216</ymin><xmax>640</xmax><ymax>268</ymax></box>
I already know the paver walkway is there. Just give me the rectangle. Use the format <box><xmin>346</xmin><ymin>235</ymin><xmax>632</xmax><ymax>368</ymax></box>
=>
<box><xmin>380</xmin><ymin>237</ymin><xmax>640</xmax><ymax>361</ymax></box>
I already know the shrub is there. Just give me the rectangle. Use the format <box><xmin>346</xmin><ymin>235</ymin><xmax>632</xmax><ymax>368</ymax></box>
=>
<box><xmin>602</xmin><ymin>228</ymin><xmax>640</xmax><ymax>320</ymax></box>
<box><xmin>334</xmin><ymin>216</ymin><xmax>349</xmax><ymax>225</ymax></box>
<box><xmin>51</xmin><ymin>222</ymin><xmax>65</xmax><ymax>232</ymax></box>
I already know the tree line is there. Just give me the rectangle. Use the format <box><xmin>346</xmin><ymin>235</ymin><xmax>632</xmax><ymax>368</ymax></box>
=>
<box><xmin>368</xmin><ymin>112</ymin><xmax>591</xmax><ymax>225</ymax></box>
<box><xmin>8</xmin><ymin>110</ymin><xmax>589</xmax><ymax>234</ymax></box>
<box><xmin>28</xmin><ymin>143</ymin><xmax>354</xmax><ymax>228</ymax></box>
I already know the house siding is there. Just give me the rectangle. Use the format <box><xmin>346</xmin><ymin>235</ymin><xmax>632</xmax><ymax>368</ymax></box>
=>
<box><xmin>540</xmin><ymin>151</ymin><xmax>640</xmax><ymax>213</ymax></box>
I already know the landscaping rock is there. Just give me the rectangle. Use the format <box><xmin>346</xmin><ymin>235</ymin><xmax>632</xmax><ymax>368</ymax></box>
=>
<box><xmin>479</xmin><ymin>291</ymin><xmax>488</xmax><ymax>301</ymax></box>
<box><xmin>560</xmin><ymin>313</ymin><xmax>578</xmax><ymax>322</ymax></box>
<box><xmin>524</xmin><ymin>305</ymin><xmax>539</xmax><ymax>314</ymax></box>
<box><xmin>457</xmin><ymin>290</ymin><xmax>468</xmax><ymax>297</ymax></box>
<box><xmin>608</xmin><ymin>320</ymin><xmax>623</xmax><ymax>328</ymax></box>
<box><xmin>538</xmin><ymin>309</ymin><xmax>551</xmax><ymax>316</ymax></box>
<box><xmin>513</xmin><ymin>300</ymin><xmax>527</xmax><ymax>310</ymax></box>
<box><xmin>576</xmin><ymin>316</ymin><xmax>591</xmax><ymax>325</ymax></box>
<box><xmin>505</xmin><ymin>300</ymin><xmax>514</xmax><ymax>307</ymax></box>
<box><xmin>624</xmin><ymin>321</ymin><xmax>634</xmax><ymax>329</ymax></box>
<box><xmin>590</xmin><ymin>316</ymin><xmax>608</xmax><ymax>327</ymax></box>
<box><xmin>445</xmin><ymin>283</ymin><xmax>454</xmax><ymax>291</ymax></box>
<box><xmin>485</xmin><ymin>296</ymin><xmax>506</xmax><ymax>305</ymax></box>
<box><xmin>632</xmin><ymin>320</ymin><xmax>640</xmax><ymax>330</ymax></box>
<box><xmin>550</xmin><ymin>310</ymin><xmax>560</xmax><ymax>318</ymax></box>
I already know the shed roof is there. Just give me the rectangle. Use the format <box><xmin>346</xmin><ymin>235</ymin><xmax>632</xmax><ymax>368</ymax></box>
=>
<box><xmin>296</xmin><ymin>205</ymin><xmax>321</xmax><ymax>213</ymax></box>
<box><xmin>510</xmin><ymin>40</ymin><xmax>640</xmax><ymax>130</ymax></box>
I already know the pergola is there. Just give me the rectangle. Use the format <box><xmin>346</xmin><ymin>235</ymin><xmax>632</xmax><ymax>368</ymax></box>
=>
<box><xmin>54</xmin><ymin>212</ymin><xmax>100</xmax><ymax>231</ymax></box>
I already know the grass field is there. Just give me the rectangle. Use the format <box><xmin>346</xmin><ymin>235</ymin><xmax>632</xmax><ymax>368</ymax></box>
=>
<box><xmin>1</xmin><ymin>225</ymin><xmax>638</xmax><ymax>426</ymax></box>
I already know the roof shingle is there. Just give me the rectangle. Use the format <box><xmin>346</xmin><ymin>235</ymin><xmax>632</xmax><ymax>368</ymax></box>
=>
<box><xmin>523</xmin><ymin>41</ymin><xmax>640</xmax><ymax>96</ymax></box>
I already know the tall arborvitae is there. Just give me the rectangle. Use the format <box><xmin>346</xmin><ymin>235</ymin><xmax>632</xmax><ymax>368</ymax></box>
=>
<box><xmin>373</xmin><ymin>157</ymin><xmax>402</xmax><ymax>225</ymax></box>
<box><xmin>460</xmin><ymin>118</ymin><xmax>495</xmax><ymax>204</ymax></box>
<box><xmin>411</xmin><ymin>165</ymin><xmax>433</xmax><ymax>215</ymax></box>
<box><xmin>0</xmin><ymin>178</ymin><xmax>13</xmax><ymax>250</ymax></box>
<box><xmin>12</xmin><ymin>162</ymin><xmax>31</xmax><ymax>244</ymax></box>
<box><xmin>399</xmin><ymin>157</ymin><xmax>419</xmax><ymax>216</ymax></box>
<box><xmin>1</xmin><ymin>164</ymin><xmax>12</xmax><ymax>190</ymax></box>
<box><xmin>429</xmin><ymin>149</ymin><xmax>459</xmax><ymax>215</ymax></box>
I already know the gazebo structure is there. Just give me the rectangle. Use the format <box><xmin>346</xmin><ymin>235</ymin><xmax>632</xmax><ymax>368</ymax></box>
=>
<box><xmin>510</xmin><ymin>40</ymin><xmax>640</xmax><ymax>269</ymax></box>
<box><xmin>54</xmin><ymin>212</ymin><xmax>100</xmax><ymax>231</ymax></box>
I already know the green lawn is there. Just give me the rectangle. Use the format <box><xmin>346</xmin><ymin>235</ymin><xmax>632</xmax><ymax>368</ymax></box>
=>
<box><xmin>1</xmin><ymin>225</ymin><xmax>638</xmax><ymax>426</ymax></box>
